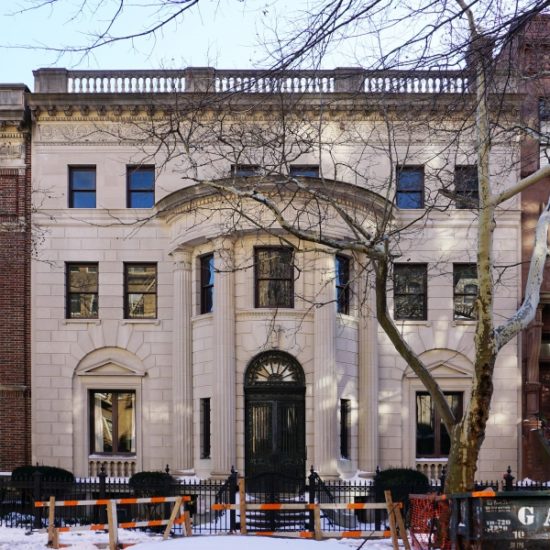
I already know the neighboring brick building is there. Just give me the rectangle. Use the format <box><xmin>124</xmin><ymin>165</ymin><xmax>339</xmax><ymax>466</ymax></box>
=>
<box><xmin>0</xmin><ymin>85</ymin><xmax>31</xmax><ymax>470</ymax></box>
<box><xmin>504</xmin><ymin>15</ymin><xmax>550</xmax><ymax>480</ymax></box>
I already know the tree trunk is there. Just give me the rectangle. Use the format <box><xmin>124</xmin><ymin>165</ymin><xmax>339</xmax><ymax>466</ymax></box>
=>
<box><xmin>444</xmin><ymin>355</ymin><xmax>496</xmax><ymax>493</ymax></box>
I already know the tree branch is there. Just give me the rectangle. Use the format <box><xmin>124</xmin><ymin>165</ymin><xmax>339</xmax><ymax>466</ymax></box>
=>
<box><xmin>494</xmin><ymin>200</ymin><xmax>550</xmax><ymax>350</ymax></box>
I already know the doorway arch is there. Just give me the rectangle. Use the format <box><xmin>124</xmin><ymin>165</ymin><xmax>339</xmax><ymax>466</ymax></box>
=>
<box><xmin>244</xmin><ymin>351</ymin><xmax>306</xmax><ymax>478</ymax></box>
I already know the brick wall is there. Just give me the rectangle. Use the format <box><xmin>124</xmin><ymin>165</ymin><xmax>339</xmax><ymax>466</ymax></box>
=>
<box><xmin>0</xmin><ymin>137</ymin><xmax>31</xmax><ymax>470</ymax></box>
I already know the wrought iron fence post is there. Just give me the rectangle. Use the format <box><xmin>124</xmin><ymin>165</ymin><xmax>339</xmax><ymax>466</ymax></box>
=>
<box><xmin>374</xmin><ymin>465</ymin><xmax>381</xmax><ymax>532</ymax></box>
<box><xmin>440</xmin><ymin>465</ymin><xmax>447</xmax><ymax>494</ymax></box>
<box><xmin>308</xmin><ymin>466</ymin><xmax>317</xmax><ymax>533</ymax></box>
<box><xmin>229</xmin><ymin>466</ymin><xmax>238</xmax><ymax>531</ymax></box>
<box><xmin>98</xmin><ymin>464</ymin><xmax>107</xmax><ymax>524</ymax></box>
<box><xmin>503</xmin><ymin>466</ymin><xmax>514</xmax><ymax>491</ymax></box>
<box><xmin>32</xmin><ymin>471</ymin><xmax>43</xmax><ymax>530</ymax></box>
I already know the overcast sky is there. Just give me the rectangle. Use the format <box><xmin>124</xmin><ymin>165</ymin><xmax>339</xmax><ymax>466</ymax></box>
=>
<box><xmin>1</xmin><ymin>0</ymin><xmax>344</xmax><ymax>90</ymax></box>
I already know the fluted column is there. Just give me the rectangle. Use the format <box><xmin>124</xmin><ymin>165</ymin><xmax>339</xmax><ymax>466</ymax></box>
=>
<box><xmin>172</xmin><ymin>249</ymin><xmax>193</xmax><ymax>470</ymax></box>
<box><xmin>358</xmin><ymin>271</ymin><xmax>378</xmax><ymax>473</ymax></box>
<box><xmin>212</xmin><ymin>239</ymin><xmax>236</xmax><ymax>475</ymax></box>
<box><xmin>313</xmin><ymin>250</ymin><xmax>338</xmax><ymax>476</ymax></box>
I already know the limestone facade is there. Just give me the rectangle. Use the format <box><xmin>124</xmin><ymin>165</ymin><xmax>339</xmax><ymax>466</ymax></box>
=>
<box><xmin>23</xmin><ymin>67</ymin><xmax>524</xmax><ymax>480</ymax></box>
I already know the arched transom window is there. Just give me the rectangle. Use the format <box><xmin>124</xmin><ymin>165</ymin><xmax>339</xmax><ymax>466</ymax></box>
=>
<box><xmin>245</xmin><ymin>351</ymin><xmax>305</xmax><ymax>387</ymax></box>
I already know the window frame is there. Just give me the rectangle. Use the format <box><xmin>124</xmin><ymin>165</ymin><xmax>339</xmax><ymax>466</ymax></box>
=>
<box><xmin>69</xmin><ymin>166</ymin><xmax>96</xmax><ymax>208</ymax></box>
<box><xmin>127</xmin><ymin>165</ymin><xmax>155</xmax><ymax>208</ymax></box>
<box><xmin>416</xmin><ymin>391</ymin><xmax>463</xmax><ymax>458</ymax></box>
<box><xmin>340</xmin><ymin>399</ymin><xmax>351</xmax><ymax>459</ymax></box>
<box><xmin>200</xmin><ymin>397</ymin><xmax>211</xmax><ymax>459</ymax></box>
<box><xmin>124</xmin><ymin>263</ymin><xmax>158</xmax><ymax>319</ymax></box>
<box><xmin>396</xmin><ymin>165</ymin><xmax>424</xmax><ymax>209</ymax></box>
<box><xmin>231</xmin><ymin>164</ymin><xmax>261</xmax><ymax>177</ymax></box>
<box><xmin>454</xmin><ymin>165</ymin><xmax>479</xmax><ymax>209</ymax></box>
<box><xmin>199</xmin><ymin>253</ymin><xmax>214</xmax><ymax>314</ymax></box>
<box><xmin>66</xmin><ymin>262</ymin><xmax>99</xmax><ymax>319</ymax></box>
<box><xmin>254</xmin><ymin>246</ymin><xmax>295</xmax><ymax>309</ymax></box>
<box><xmin>394</xmin><ymin>263</ymin><xmax>428</xmax><ymax>321</ymax></box>
<box><xmin>289</xmin><ymin>164</ymin><xmax>320</xmax><ymax>178</ymax></box>
<box><xmin>335</xmin><ymin>254</ymin><xmax>351</xmax><ymax>315</ymax></box>
<box><xmin>89</xmin><ymin>389</ymin><xmax>136</xmax><ymax>456</ymax></box>
<box><xmin>453</xmin><ymin>263</ymin><xmax>478</xmax><ymax>320</ymax></box>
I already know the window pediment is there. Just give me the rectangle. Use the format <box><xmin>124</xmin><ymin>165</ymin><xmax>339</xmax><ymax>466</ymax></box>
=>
<box><xmin>75</xmin><ymin>347</ymin><xmax>146</xmax><ymax>377</ymax></box>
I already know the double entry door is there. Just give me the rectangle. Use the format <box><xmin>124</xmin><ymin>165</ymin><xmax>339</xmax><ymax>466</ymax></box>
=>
<box><xmin>245</xmin><ymin>389</ymin><xmax>306</xmax><ymax>479</ymax></box>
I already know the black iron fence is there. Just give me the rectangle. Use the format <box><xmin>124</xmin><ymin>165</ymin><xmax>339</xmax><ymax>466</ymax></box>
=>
<box><xmin>0</xmin><ymin>466</ymin><xmax>546</xmax><ymax>535</ymax></box>
<box><xmin>0</xmin><ymin>469</ymin><xmax>233</xmax><ymax>534</ymax></box>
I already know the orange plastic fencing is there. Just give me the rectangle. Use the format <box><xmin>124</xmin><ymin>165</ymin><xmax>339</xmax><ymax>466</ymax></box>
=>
<box><xmin>409</xmin><ymin>494</ymin><xmax>451</xmax><ymax>550</ymax></box>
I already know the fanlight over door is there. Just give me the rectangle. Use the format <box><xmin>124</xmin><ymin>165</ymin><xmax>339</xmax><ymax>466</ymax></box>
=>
<box><xmin>244</xmin><ymin>351</ymin><xmax>306</xmax><ymax>480</ymax></box>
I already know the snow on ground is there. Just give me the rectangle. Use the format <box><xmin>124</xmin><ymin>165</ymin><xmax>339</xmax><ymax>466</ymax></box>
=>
<box><xmin>0</xmin><ymin>527</ymin><xmax>404</xmax><ymax>549</ymax></box>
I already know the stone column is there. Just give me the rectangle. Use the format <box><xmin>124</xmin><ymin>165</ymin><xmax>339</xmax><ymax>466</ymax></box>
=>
<box><xmin>313</xmin><ymin>250</ymin><xmax>338</xmax><ymax>477</ymax></box>
<box><xmin>172</xmin><ymin>249</ymin><xmax>194</xmax><ymax>471</ymax></box>
<box><xmin>211</xmin><ymin>239</ymin><xmax>236</xmax><ymax>475</ymax></box>
<box><xmin>358</xmin><ymin>272</ymin><xmax>378</xmax><ymax>474</ymax></box>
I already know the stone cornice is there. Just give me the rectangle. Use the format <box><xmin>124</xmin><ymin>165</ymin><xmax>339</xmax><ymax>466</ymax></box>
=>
<box><xmin>155</xmin><ymin>176</ymin><xmax>393</xmax><ymax>225</ymax></box>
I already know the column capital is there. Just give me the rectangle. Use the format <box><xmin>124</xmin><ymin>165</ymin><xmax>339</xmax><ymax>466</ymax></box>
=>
<box><xmin>171</xmin><ymin>247</ymin><xmax>193</xmax><ymax>268</ymax></box>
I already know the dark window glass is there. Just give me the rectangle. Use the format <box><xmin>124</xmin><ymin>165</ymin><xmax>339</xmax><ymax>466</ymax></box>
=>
<box><xmin>255</xmin><ymin>247</ymin><xmax>294</xmax><ymax>308</ymax></box>
<box><xmin>336</xmin><ymin>255</ymin><xmax>350</xmax><ymax>314</ymax></box>
<box><xmin>200</xmin><ymin>398</ymin><xmax>211</xmax><ymax>459</ymax></box>
<box><xmin>416</xmin><ymin>392</ymin><xmax>462</xmax><ymax>458</ymax></box>
<box><xmin>394</xmin><ymin>264</ymin><xmax>427</xmax><ymax>320</ymax></box>
<box><xmin>453</xmin><ymin>264</ymin><xmax>478</xmax><ymax>320</ymax></box>
<box><xmin>200</xmin><ymin>254</ymin><xmax>214</xmax><ymax>314</ymax></box>
<box><xmin>124</xmin><ymin>264</ymin><xmax>157</xmax><ymax>319</ymax></box>
<box><xmin>69</xmin><ymin>167</ymin><xmax>96</xmax><ymax>208</ymax></box>
<box><xmin>232</xmin><ymin>164</ymin><xmax>261</xmax><ymax>177</ymax></box>
<box><xmin>66</xmin><ymin>263</ymin><xmax>98</xmax><ymax>319</ymax></box>
<box><xmin>396</xmin><ymin>166</ymin><xmax>424</xmax><ymax>209</ymax></box>
<box><xmin>290</xmin><ymin>165</ymin><xmax>320</xmax><ymax>178</ymax></box>
<box><xmin>90</xmin><ymin>390</ymin><xmax>136</xmax><ymax>454</ymax></box>
<box><xmin>454</xmin><ymin>165</ymin><xmax>479</xmax><ymax>209</ymax></box>
<box><xmin>340</xmin><ymin>399</ymin><xmax>351</xmax><ymax>459</ymax></box>
<box><xmin>127</xmin><ymin>166</ymin><xmax>155</xmax><ymax>208</ymax></box>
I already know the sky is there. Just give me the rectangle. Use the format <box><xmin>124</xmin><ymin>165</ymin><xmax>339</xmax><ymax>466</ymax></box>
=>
<box><xmin>1</xmin><ymin>0</ymin><xmax>334</xmax><ymax>90</ymax></box>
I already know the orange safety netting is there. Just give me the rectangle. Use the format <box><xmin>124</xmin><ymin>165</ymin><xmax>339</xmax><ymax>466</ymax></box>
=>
<box><xmin>409</xmin><ymin>494</ymin><xmax>451</xmax><ymax>550</ymax></box>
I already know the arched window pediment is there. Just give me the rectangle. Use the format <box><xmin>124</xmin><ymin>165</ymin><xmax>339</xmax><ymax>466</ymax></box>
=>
<box><xmin>245</xmin><ymin>351</ymin><xmax>305</xmax><ymax>387</ymax></box>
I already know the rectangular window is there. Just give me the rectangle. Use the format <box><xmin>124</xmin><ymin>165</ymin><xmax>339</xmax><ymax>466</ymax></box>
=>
<box><xmin>124</xmin><ymin>263</ymin><xmax>157</xmax><ymax>319</ymax></box>
<box><xmin>255</xmin><ymin>247</ymin><xmax>294</xmax><ymax>308</ymax></box>
<box><xmin>394</xmin><ymin>264</ymin><xmax>427</xmax><ymax>320</ymax></box>
<box><xmin>340</xmin><ymin>399</ymin><xmax>351</xmax><ymax>459</ymax></box>
<box><xmin>336</xmin><ymin>255</ymin><xmax>350</xmax><ymax>314</ymax></box>
<box><xmin>127</xmin><ymin>166</ymin><xmax>155</xmax><ymax>208</ymax></box>
<box><xmin>66</xmin><ymin>263</ymin><xmax>98</xmax><ymax>319</ymax></box>
<box><xmin>453</xmin><ymin>264</ymin><xmax>478</xmax><ymax>320</ymax></box>
<box><xmin>396</xmin><ymin>166</ymin><xmax>424</xmax><ymax>209</ymax></box>
<box><xmin>200</xmin><ymin>398</ymin><xmax>211</xmax><ymax>459</ymax></box>
<box><xmin>290</xmin><ymin>165</ymin><xmax>320</xmax><ymax>178</ymax></box>
<box><xmin>454</xmin><ymin>165</ymin><xmax>479</xmax><ymax>209</ymax></box>
<box><xmin>90</xmin><ymin>390</ymin><xmax>136</xmax><ymax>454</ymax></box>
<box><xmin>69</xmin><ymin>166</ymin><xmax>96</xmax><ymax>208</ymax></box>
<box><xmin>200</xmin><ymin>254</ymin><xmax>214</xmax><ymax>314</ymax></box>
<box><xmin>232</xmin><ymin>164</ymin><xmax>261</xmax><ymax>177</ymax></box>
<box><xmin>416</xmin><ymin>392</ymin><xmax>463</xmax><ymax>458</ymax></box>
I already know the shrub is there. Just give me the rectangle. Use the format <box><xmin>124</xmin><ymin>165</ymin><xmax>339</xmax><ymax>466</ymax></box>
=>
<box><xmin>373</xmin><ymin>467</ymin><xmax>430</xmax><ymax>526</ymax></box>
<box><xmin>129</xmin><ymin>471</ymin><xmax>175</xmax><ymax>497</ymax></box>
<box><xmin>11</xmin><ymin>465</ymin><xmax>75</xmax><ymax>482</ymax></box>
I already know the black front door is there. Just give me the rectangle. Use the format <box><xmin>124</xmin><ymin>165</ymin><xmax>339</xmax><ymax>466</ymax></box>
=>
<box><xmin>245</xmin><ymin>390</ymin><xmax>305</xmax><ymax>479</ymax></box>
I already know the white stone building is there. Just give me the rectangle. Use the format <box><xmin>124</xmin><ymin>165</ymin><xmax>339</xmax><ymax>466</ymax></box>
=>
<box><xmin>29</xmin><ymin>67</ymin><xmax>522</xmax><ymax>480</ymax></box>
